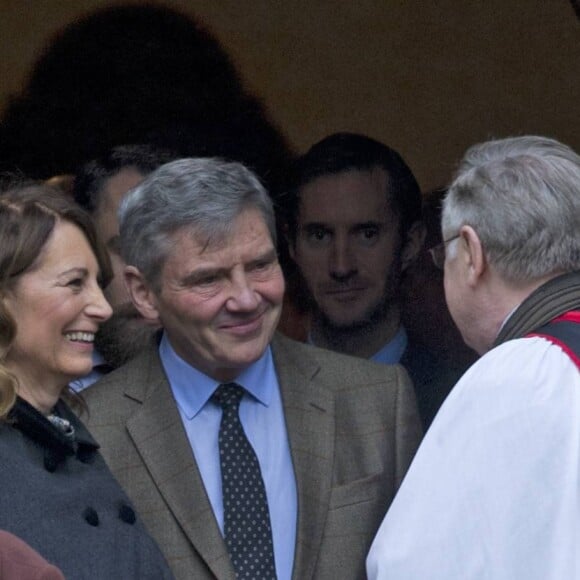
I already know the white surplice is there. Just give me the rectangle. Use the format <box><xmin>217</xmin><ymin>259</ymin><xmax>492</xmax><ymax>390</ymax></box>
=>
<box><xmin>367</xmin><ymin>336</ymin><xmax>580</xmax><ymax>580</ymax></box>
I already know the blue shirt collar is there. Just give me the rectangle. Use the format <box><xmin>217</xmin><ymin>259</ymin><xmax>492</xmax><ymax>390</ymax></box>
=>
<box><xmin>159</xmin><ymin>332</ymin><xmax>275</xmax><ymax>420</ymax></box>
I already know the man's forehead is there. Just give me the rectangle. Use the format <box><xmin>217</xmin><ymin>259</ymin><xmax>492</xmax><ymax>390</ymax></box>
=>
<box><xmin>298</xmin><ymin>170</ymin><xmax>398</xmax><ymax>225</ymax></box>
<box><xmin>160</xmin><ymin>230</ymin><xmax>275</xmax><ymax>282</ymax></box>
<box><xmin>300</xmin><ymin>165</ymin><xmax>389</xmax><ymax>189</ymax></box>
<box><xmin>299</xmin><ymin>167</ymin><xmax>394</xmax><ymax>209</ymax></box>
<box><xmin>172</xmin><ymin>212</ymin><xmax>274</xmax><ymax>255</ymax></box>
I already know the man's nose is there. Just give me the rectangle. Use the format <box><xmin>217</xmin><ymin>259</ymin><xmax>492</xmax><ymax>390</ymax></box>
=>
<box><xmin>329</xmin><ymin>238</ymin><xmax>357</xmax><ymax>279</ymax></box>
<box><xmin>227</xmin><ymin>274</ymin><xmax>260</xmax><ymax>311</ymax></box>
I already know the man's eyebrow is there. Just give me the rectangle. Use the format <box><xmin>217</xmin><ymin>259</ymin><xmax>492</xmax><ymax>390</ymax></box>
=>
<box><xmin>180</xmin><ymin>266</ymin><xmax>225</xmax><ymax>285</ymax></box>
<box><xmin>247</xmin><ymin>248</ymin><xmax>278</xmax><ymax>265</ymax></box>
<box><xmin>180</xmin><ymin>248</ymin><xmax>278</xmax><ymax>285</ymax></box>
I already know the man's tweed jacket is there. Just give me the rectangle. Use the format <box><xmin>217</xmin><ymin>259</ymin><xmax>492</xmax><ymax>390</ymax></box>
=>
<box><xmin>84</xmin><ymin>333</ymin><xmax>422</xmax><ymax>580</ymax></box>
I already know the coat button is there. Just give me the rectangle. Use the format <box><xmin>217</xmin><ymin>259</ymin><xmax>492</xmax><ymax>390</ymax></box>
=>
<box><xmin>44</xmin><ymin>455</ymin><xmax>57</xmax><ymax>472</ymax></box>
<box><xmin>83</xmin><ymin>507</ymin><xmax>99</xmax><ymax>526</ymax></box>
<box><xmin>44</xmin><ymin>451</ymin><xmax>58</xmax><ymax>472</ymax></box>
<box><xmin>118</xmin><ymin>503</ymin><xmax>136</xmax><ymax>525</ymax></box>
<box><xmin>77</xmin><ymin>448</ymin><xmax>95</xmax><ymax>464</ymax></box>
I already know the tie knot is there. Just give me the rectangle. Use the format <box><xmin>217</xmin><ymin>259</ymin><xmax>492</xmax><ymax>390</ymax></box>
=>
<box><xmin>212</xmin><ymin>382</ymin><xmax>245</xmax><ymax>409</ymax></box>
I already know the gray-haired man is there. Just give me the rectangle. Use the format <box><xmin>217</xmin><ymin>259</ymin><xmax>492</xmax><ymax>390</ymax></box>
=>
<box><xmin>84</xmin><ymin>157</ymin><xmax>421</xmax><ymax>580</ymax></box>
<box><xmin>367</xmin><ymin>136</ymin><xmax>580</xmax><ymax>580</ymax></box>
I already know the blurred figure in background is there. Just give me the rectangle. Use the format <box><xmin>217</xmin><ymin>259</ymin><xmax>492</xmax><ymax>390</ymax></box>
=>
<box><xmin>71</xmin><ymin>145</ymin><xmax>173</xmax><ymax>384</ymax></box>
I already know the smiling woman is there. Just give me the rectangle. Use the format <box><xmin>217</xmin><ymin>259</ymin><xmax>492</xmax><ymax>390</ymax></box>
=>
<box><xmin>0</xmin><ymin>183</ymin><xmax>174</xmax><ymax>579</ymax></box>
<box><xmin>0</xmin><ymin>184</ymin><xmax>111</xmax><ymax>417</ymax></box>
<box><xmin>2</xmin><ymin>220</ymin><xmax>113</xmax><ymax>411</ymax></box>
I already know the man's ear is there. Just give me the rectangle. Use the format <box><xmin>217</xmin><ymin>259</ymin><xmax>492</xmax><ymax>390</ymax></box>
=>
<box><xmin>460</xmin><ymin>225</ymin><xmax>487</xmax><ymax>287</ymax></box>
<box><xmin>124</xmin><ymin>266</ymin><xmax>161</xmax><ymax>323</ymax></box>
<box><xmin>401</xmin><ymin>221</ymin><xmax>427</xmax><ymax>272</ymax></box>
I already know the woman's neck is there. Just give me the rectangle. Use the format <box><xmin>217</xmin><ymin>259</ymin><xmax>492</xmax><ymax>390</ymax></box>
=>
<box><xmin>5</xmin><ymin>363</ymin><xmax>63</xmax><ymax>415</ymax></box>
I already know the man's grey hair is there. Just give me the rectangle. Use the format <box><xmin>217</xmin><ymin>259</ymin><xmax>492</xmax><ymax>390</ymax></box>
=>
<box><xmin>119</xmin><ymin>157</ymin><xmax>276</xmax><ymax>288</ymax></box>
<box><xmin>442</xmin><ymin>136</ymin><xmax>580</xmax><ymax>283</ymax></box>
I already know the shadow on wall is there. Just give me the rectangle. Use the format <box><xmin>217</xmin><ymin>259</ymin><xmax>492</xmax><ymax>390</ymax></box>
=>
<box><xmin>0</xmin><ymin>3</ymin><xmax>292</xmax><ymax>194</ymax></box>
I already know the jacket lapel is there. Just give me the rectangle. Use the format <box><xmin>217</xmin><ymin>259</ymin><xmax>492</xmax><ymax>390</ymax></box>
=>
<box><xmin>272</xmin><ymin>335</ymin><xmax>336</xmax><ymax>580</ymax></box>
<box><xmin>124</xmin><ymin>349</ymin><xmax>235</xmax><ymax>579</ymax></box>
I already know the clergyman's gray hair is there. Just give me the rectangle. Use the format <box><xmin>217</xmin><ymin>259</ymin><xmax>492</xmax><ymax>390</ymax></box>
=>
<box><xmin>442</xmin><ymin>136</ymin><xmax>580</xmax><ymax>283</ymax></box>
<box><xmin>119</xmin><ymin>157</ymin><xmax>276</xmax><ymax>287</ymax></box>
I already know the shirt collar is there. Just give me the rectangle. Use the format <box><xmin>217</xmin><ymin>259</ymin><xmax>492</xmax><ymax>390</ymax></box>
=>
<box><xmin>159</xmin><ymin>331</ymin><xmax>275</xmax><ymax>420</ymax></box>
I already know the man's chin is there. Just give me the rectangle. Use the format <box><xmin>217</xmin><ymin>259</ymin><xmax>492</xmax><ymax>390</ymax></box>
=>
<box><xmin>316</xmin><ymin>300</ymin><xmax>390</xmax><ymax>332</ymax></box>
<box><xmin>317</xmin><ymin>306</ymin><xmax>370</xmax><ymax>330</ymax></box>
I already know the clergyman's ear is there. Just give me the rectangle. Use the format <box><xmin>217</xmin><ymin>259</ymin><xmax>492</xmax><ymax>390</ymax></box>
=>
<box><xmin>460</xmin><ymin>225</ymin><xmax>487</xmax><ymax>287</ymax></box>
<box><xmin>401</xmin><ymin>221</ymin><xmax>427</xmax><ymax>272</ymax></box>
<box><xmin>124</xmin><ymin>266</ymin><xmax>161</xmax><ymax>323</ymax></box>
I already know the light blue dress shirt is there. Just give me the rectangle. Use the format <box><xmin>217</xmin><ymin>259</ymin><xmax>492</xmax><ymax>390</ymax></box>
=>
<box><xmin>159</xmin><ymin>333</ymin><xmax>297</xmax><ymax>580</ymax></box>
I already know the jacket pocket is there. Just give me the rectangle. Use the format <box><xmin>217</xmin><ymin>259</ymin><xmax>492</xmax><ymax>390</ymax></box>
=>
<box><xmin>328</xmin><ymin>472</ymin><xmax>384</xmax><ymax>509</ymax></box>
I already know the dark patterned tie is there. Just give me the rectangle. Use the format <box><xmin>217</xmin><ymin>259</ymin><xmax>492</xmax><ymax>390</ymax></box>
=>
<box><xmin>212</xmin><ymin>383</ymin><xmax>277</xmax><ymax>579</ymax></box>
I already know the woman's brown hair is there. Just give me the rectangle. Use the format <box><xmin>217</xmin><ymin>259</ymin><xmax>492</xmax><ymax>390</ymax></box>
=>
<box><xmin>0</xmin><ymin>182</ymin><xmax>112</xmax><ymax>418</ymax></box>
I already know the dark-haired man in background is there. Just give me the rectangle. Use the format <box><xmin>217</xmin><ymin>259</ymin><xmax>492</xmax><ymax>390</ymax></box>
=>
<box><xmin>285</xmin><ymin>132</ymin><xmax>460</xmax><ymax>427</ymax></box>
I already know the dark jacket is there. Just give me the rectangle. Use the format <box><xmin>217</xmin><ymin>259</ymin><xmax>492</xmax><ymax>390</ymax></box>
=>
<box><xmin>401</xmin><ymin>340</ymin><xmax>465</xmax><ymax>429</ymax></box>
<box><xmin>0</xmin><ymin>397</ymin><xmax>174</xmax><ymax>580</ymax></box>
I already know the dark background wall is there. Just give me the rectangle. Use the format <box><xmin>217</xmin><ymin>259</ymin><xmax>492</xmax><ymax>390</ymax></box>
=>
<box><xmin>1</xmin><ymin>0</ymin><xmax>578</xmax><ymax>190</ymax></box>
